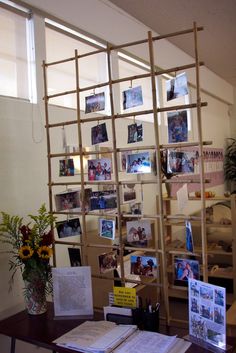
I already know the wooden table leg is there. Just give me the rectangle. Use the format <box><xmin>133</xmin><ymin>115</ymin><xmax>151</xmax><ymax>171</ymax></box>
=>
<box><xmin>10</xmin><ymin>337</ymin><xmax>16</xmax><ymax>353</ymax></box>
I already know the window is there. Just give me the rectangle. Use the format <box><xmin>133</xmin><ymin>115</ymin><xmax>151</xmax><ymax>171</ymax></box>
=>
<box><xmin>0</xmin><ymin>4</ymin><xmax>31</xmax><ymax>99</ymax></box>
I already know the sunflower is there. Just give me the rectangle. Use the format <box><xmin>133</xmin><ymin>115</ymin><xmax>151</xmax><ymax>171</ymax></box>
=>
<box><xmin>19</xmin><ymin>245</ymin><xmax>34</xmax><ymax>260</ymax></box>
<box><xmin>37</xmin><ymin>246</ymin><xmax>53</xmax><ymax>259</ymax></box>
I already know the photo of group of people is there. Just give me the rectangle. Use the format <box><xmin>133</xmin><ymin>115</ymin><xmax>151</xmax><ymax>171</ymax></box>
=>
<box><xmin>167</xmin><ymin>110</ymin><xmax>188</xmax><ymax>143</ymax></box>
<box><xmin>98</xmin><ymin>250</ymin><xmax>117</xmax><ymax>274</ymax></box>
<box><xmin>59</xmin><ymin>158</ymin><xmax>75</xmax><ymax>176</ymax></box>
<box><xmin>166</xmin><ymin>72</ymin><xmax>188</xmax><ymax>101</ymax></box>
<box><xmin>126</xmin><ymin>220</ymin><xmax>152</xmax><ymax>247</ymax></box>
<box><xmin>85</xmin><ymin>92</ymin><xmax>105</xmax><ymax>113</ymax></box>
<box><xmin>91</xmin><ymin>123</ymin><xmax>108</xmax><ymax>145</ymax></box>
<box><xmin>130</xmin><ymin>255</ymin><xmax>158</xmax><ymax>277</ymax></box>
<box><xmin>189</xmin><ymin>279</ymin><xmax>226</xmax><ymax>349</ymax></box>
<box><xmin>174</xmin><ymin>258</ymin><xmax>200</xmax><ymax>284</ymax></box>
<box><xmin>90</xmin><ymin>190</ymin><xmax>117</xmax><ymax>211</ymax></box>
<box><xmin>56</xmin><ymin>218</ymin><xmax>81</xmax><ymax>238</ymax></box>
<box><xmin>127</xmin><ymin>123</ymin><xmax>143</xmax><ymax>143</ymax></box>
<box><xmin>126</xmin><ymin>151</ymin><xmax>151</xmax><ymax>174</ymax></box>
<box><xmin>122</xmin><ymin>85</ymin><xmax>143</xmax><ymax>110</ymax></box>
<box><xmin>54</xmin><ymin>189</ymin><xmax>81</xmax><ymax>212</ymax></box>
<box><xmin>99</xmin><ymin>218</ymin><xmax>115</xmax><ymax>240</ymax></box>
<box><xmin>54</xmin><ymin>188</ymin><xmax>91</xmax><ymax>212</ymax></box>
<box><xmin>88</xmin><ymin>158</ymin><xmax>111</xmax><ymax>181</ymax></box>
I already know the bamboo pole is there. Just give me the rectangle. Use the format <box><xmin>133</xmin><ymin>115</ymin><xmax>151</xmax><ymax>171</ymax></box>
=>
<box><xmin>42</xmin><ymin>60</ymin><xmax>57</xmax><ymax>267</ymax></box>
<box><xmin>75</xmin><ymin>49</ymin><xmax>88</xmax><ymax>266</ymax></box>
<box><xmin>148</xmin><ymin>30</ymin><xmax>170</xmax><ymax>325</ymax></box>
<box><xmin>106</xmin><ymin>43</ymin><xmax>125</xmax><ymax>283</ymax></box>
<box><xmin>193</xmin><ymin>22</ymin><xmax>208</xmax><ymax>281</ymax></box>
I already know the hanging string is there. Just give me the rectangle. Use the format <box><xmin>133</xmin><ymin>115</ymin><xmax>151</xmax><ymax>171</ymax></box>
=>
<box><xmin>62</xmin><ymin>126</ymin><xmax>67</xmax><ymax>150</ymax></box>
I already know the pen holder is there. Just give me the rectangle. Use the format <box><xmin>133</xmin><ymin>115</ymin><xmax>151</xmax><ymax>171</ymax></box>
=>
<box><xmin>141</xmin><ymin>309</ymin><xmax>159</xmax><ymax>332</ymax></box>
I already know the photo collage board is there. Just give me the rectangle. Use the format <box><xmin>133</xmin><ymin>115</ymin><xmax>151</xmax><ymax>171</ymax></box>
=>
<box><xmin>188</xmin><ymin>279</ymin><xmax>226</xmax><ymax>350</ymax></box>
<box><xmin>54</xmin><ymin>74</ymin><xmax>189</xmax><ymax>277</ymax></box>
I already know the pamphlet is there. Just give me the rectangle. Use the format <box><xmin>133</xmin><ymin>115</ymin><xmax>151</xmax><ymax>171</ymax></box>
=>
<box><xmin>52</xmin><ymin>266</ymin><xmax>93</xmax><ymax>317</ymax></box>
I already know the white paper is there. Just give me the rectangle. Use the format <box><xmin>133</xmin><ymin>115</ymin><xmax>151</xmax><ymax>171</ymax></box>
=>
<box><xmin>188</xmin><ymin>279</ymin><xmax>226</xmax><ymax>350</ymax></box>
<box><xmin>113</xmin><ymin>331</ymin><xmax>178</xmax><ymax>353</ymax></box>
<box><xmin>52</xmin><ymin>266</ymin><xmax>93</xmax><ymax>317</ymax></box>
<box><xmin>54</xmin><ymin>320</ymin><xmax>137</xmax><ymax>353</ymax></box>
<box><xmin>176</xmin><ymin>183</ymin><xmax>188</xmax><ymax>212</ymax></box>
<box><xmin>103</xmin><ymin>306</ymin><xmax>132</xmax><ymax>320</ymax></box>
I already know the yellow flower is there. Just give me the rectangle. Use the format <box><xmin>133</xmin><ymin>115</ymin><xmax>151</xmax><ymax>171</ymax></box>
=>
<box><xmin>19</xmin><ymin>246</ymin><xmax>34</xmax><ymax>260</ymax></box>
<box><xmin>37</xmin><ymin>246</ymin><xmax>53</xmax><ymax>259</ymax></box>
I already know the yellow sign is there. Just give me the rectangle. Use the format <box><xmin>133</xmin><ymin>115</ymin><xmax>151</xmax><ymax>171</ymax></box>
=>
<box><xmin>113</xmin><ymin>286</ymin><xmax>137</xmax><ymax>308</ymax></box>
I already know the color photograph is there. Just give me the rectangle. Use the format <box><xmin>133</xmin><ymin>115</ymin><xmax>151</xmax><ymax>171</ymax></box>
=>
<box><xmin>99</xmin><ymin>218</ymin><xmax>115</xmax><ymax>240</ymax></box>
<box><xmin>91</xmin><ymin>123</ymin><xmax>108</xmax><ymax>145</ymax></box>
<box><xmin>122</xmin><ymin>85</ymin><xmax>143</xmax><ymax>110</ymax></box>
<box><xmin>88</xmin><ymin>158</ymin><xmax>111</xmax><ymax>181</ymax></box>
<box><xmin>166</xmin><ymin>72</ymin><xmax>188</xmax><ymax>101</ymax></box>
<box><xmin>130</xmin><ymin>255</ymin><xmax>158</xmax><ymax>277</ymax></box>
<box><xmin>126</xmin><ymin>220</ymin><xmax>152</xmax><ymax>246</ymax></box>
<box><xmin>59</xmin><ymin>158</ymin><xmax>75</xmax><ymax>176</ymax></box>
<box><xmin>127</xmin><ymin>123</ymin><xmax>143</xmax><ymax>143</ymax></box>
<box><xmin>167</xmin><ymin>110</ymin><xmax>188</xmax><ymax>143</ymax></box>
<box><xmin>68</xmin><ymin>248</ymin><xmax>81</xmax><ymax>267</ymax></box>
<box><xmin>85</xmin><ymin>92</ymin><xmax>105</xmax><ymax>113</ymax></box>
<box><xmin>56</xmin><ymin>218</ymin><xmax>82</xmax><ymax>238</ymax></box>
<box><xmin>126</xmin><ymin>151</ymin><xmax>151</xmax><ymax>174</ymax></box>
<box><xmin>54</xmin><ymin>189</ymin><xmax>80</xmax><ymax>212</ymax></box>
<box><xmin>98</xmin><ymin>250</ymin><xmax>117</xmax><ymax>274</ymax></box>
<box><xmin>121</xmin><ymin>184</ymin><xmax>136</xmax><ymax>204</ymax></box>
<box><xmin>174</xmin><ymin>258</ymin><xmax>200</xmax><ymax>283</ymax></box>
<box><xmin>90</xmin><ymin>190</ymin><xmax>117</xmax><ymax>210</ymax></box>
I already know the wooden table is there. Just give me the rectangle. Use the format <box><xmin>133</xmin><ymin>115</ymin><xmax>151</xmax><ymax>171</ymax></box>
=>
<box><xmin>0</xmin><ymin>303</ymin><xmax>235</xmax><ymax>353</ymax></box>
<box><xmin>227</xmin><ymin>301</ymin><xmax>236</xmax><ymax>336</ymax></box>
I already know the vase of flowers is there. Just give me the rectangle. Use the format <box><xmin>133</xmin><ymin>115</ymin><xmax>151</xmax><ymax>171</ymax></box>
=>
<box><xmin>0</xmin><ymin>204</ymin><xmax>56</xmax><ymax>315</ymax></box>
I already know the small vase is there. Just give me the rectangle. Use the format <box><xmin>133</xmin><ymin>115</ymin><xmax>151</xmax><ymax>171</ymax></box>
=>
<box><xmin>24</xmin><ymin>279</ymin><xmax>47</xmax><ymax>315</ymax></box>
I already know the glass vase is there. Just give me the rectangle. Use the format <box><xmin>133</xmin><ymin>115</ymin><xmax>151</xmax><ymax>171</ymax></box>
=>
<box><xmin>24</xmin><ymin>278</ymin><xmax>47</xmax><ymax>315</ymax></box>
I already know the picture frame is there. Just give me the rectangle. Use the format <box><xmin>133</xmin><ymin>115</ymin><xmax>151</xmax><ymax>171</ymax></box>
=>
<box><xmin>88</xmin><ymin>158</ymin><xmax>111</xmax><ymax>181</ymax></box>
<box><xmin>122</xmin><ymin>85</ymin><xmax>143</xmax><ymax>110</ymax></box>
<box><xmin>85</xmin><ymin>92</ymin><xmax>105</xmax><ymax>114</ymax></box>
<box><xmin>99</xmin><ymin>218</ymin><xmax>116</xmax><ymax>240</ymax></box>
<box><xmin>91</xmin><ymin>123</ymin><xmax>108</xmax><ymax>145</ymax></box>
<box><xmin>126</xmin><ymin>151</ymin><xmax>151</xmax><ymax>174</ymax></box>
<box><xmin>56</xmin><ymin>218</ymin><xmax>82</xmax><ymax>238</ymax></box>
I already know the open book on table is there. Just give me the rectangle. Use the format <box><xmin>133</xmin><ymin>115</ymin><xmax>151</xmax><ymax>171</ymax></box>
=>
<box><xmin>53</xmin><ymin>320</ymin><xmax>137</xmax><ymax>353</ymax></box>
<box><xmin>53</xmin><ymin>320</ymin><xmax>191</xmax><ymax>353</ymax></box>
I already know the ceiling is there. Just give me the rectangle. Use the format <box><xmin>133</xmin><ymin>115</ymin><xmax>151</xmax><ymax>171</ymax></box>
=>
<box><xmin>107</xmin><ymin>0</ymin><xmax>236</xmax><ymax>88</ymax></box>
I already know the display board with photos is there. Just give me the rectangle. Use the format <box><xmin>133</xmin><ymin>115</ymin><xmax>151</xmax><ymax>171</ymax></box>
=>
<box><xmin>43</xmin><ymin>24</ymin><xmax>209</xmax><ymax>323</ymax></box>
<box><xmin>188</xmin><ymin>279</ymin><xmax>226</xmax><ymax>350</ymax></box>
